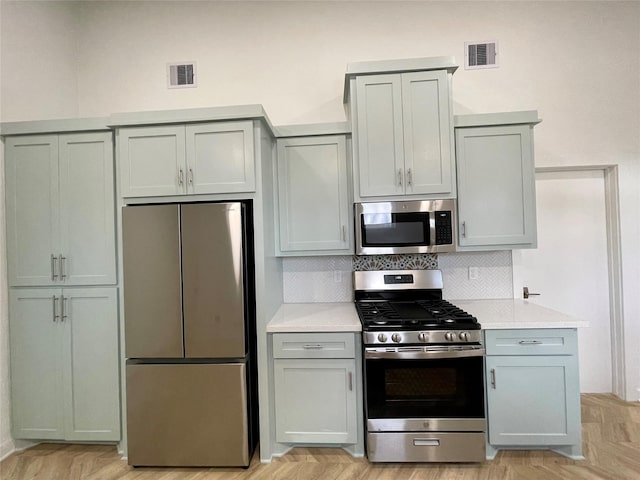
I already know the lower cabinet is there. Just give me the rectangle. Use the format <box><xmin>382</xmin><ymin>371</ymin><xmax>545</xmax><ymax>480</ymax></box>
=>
<box><xmin>9</xmin><ymin>287</ymin><xmax>120</xmax><ymax>441</ymax></box>
<box><xmin>272</xmin><ymin>333</ymin><xmax>359</xmax><ymax>445</ymax></box>
<box><xmin>484</xmin><ymin>329</ymin><xmax>582</xmax><ymax>459</ymax></box>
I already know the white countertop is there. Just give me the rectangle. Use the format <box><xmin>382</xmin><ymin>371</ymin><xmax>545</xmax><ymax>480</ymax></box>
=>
<box><xmin>265</xmin><ymin>299</ymin><xmax>588</xmax><ymax>333</ymax></box>
<box><xmin>453</xmin><ymin>299</ymin><xmax>589</xmax><ymax>329</ymax></box>
<box><xmin>267</xmin><ymin>303</ymin><xmax>361</xmax><ymax>333</ymax></box>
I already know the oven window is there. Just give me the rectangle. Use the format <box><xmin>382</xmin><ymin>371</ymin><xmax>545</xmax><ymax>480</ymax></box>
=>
<box><xmin>365</xmin><ymin>356</ymin><xmax>484</xmax><ymax>419</ymax></box>
<box><xmin>361</xmin><ymin>212</ymin><xmax>430</xmax><ymax>247</ymax></box>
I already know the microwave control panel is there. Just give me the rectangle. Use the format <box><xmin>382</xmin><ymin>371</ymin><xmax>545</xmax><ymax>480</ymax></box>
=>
<box><xmin>434</xmin><ymin>211</ymin><xmax>453</xmax><ymax>245</ymax></box>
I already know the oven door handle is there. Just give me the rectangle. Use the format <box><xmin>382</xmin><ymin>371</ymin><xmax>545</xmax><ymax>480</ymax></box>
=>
<box><xmin>365</xmin><ymin>348</ymin><xmax>485</xmax><ymax>360</ymax></box>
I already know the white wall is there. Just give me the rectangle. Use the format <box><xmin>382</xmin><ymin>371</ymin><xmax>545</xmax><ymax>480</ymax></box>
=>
<box><xmin>0</xmin><ymin>0</ymin><xmax>79</xmax><ymax>121</ymax></box>
<box><xmin>0</xmin><ymin>1</ymin><xmax>639</xmax><ymax>454</ymax></box>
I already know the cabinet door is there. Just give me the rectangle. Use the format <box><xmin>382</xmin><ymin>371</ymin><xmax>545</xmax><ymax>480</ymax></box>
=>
<box><xmin>456</xmin><ymin>124</ymin><xmax>536</xmax><ymax>247</ymax></box>
<box><xmin>59</xmin><ymin>133</ymin><xmax>116</xmax><ymax>285</ymax></box>
<box><xmin>62</xmin><ymin>288</ymin><xmax>120</xmax><ymax>441</ymax></box>
<box><xmin>9</xmin><ymin>288</ymin><xmax>65</xmax><ymax>439</ymax></box>
<box><xmin>277</xmin><ymin>136</ymin><xmax>350</xmax><ymax>253</ymax></box>
<box><xmin>486</xmin><ymin>355</ymin><xmax>581</xmax><ymax>446</ymax></box>
<box><xmin>185</xmin><ymin>121</ymin><xmax>255</xmax><ymax>194</ymax></box>
<box><xmin>402</xmin><ymin>70</ymin><xmax>453</xmax><ymax>195</ymax></box>
<box><xmin>274</xmin><ymin>358</ymin><xmax>357</xmax><ymax>444</ymax></box>
<box><xmin>5</xmin><ymin>136</ymin><xmax>60</xmax><ymax>286</ymax></box>
<box><xmin>118</xmin><ymin>125</ymin><xmax>186</xmax><ymax>197</ymax></box>
<box><xmin>355</xmin><ymin>74</ymin><xmax>404</xmax><ymax>197</ymax></box>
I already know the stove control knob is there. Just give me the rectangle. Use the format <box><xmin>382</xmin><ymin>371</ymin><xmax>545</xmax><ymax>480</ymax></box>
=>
<box><xmin>459</xmin><ymin>331</ymin><xmax>471</xmax><ymax>342</ymax></box>
<box><xmin>444</xmin><ymin>331</ymin><xmax>456</xmax><ymax>342</ymax></box>
<box><xmin>377</xmin><ymin>333</ymin><xmax>388</xmax><ymax>343</ymax></box>
<box><xmin>391</xmin><ymin>333</ymin><xmax>402</xmax><ymax>343</ymax></box>
<box><xmin>418</xmin><ymin>332</ymin><xmax>428</xmax><ymax>343</ymax></box>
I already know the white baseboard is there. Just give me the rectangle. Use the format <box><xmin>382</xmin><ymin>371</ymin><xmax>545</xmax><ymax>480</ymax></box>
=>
<box><xmin>0</xmin><ymin>439</ymin><xmax>37</xmax><ymax>461</ymax></box>
<box><xmin>0</xmin><ymin>439</ymin><xmax>15</xmax><ymax>461</ymax></box>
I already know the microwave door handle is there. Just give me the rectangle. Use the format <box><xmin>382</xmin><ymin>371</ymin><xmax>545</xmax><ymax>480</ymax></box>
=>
<box><xmin>430</xmin><ymin>213</ymin><xmax>437</xmax><ymax>248</ymax></box>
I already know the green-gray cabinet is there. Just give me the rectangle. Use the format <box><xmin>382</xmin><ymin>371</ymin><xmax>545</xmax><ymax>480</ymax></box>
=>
<box><xmin>350</xmin><ymin>69</ymin><xmax>455</xmax><ymax>200</ymax></box>
<box><xmin>9</xmin><ymin>288</ymin><xmax>120</xmax><ymax>441</ymax></box>
<box><xmin>272</xmin><ymin>333</ymin><xmax>358</xmax><ymax>444</ymax></box>
<box><xmin>455</xmin><ymin>112</ymin><xmax>540</xmax><ymax>250</ymax></box>
<box><xmin>4</xmin><ymin>133</ymin><xmax>116</xmax><ymax>286</ymax></box>
<box><xmin>275</xmin><ymin>133</ymin><xmax>352</xmax><ymax>255</ymax></box>
<box><xmin>484</xmin><ymin>329</ymin><xmax>583</xmax><ymax>459</ymax></box>
<box><xmin>118</xmin><ymin>120</ymin><xmax>255</xmax><ymax>197</ymax></box>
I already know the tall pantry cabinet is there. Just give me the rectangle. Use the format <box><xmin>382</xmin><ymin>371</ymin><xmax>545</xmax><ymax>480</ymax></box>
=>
<box><xmin>3</xmin><ymin>120</ymin><xmax>120</xmax><ymax>442</ymax></box>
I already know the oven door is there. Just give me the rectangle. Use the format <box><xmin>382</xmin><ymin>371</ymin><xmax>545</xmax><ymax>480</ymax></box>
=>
<box><xmin>364</xmin><ymin>347</ymin><xmax>485</xmax><ymax>424</ymax></box>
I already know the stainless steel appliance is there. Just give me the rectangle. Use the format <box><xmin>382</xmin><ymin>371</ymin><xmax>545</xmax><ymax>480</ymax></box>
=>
<box><xmin>123</xmin><ymin>202</ymin><xmax>257</xmax><ymax>467</ymax></box>
<box><xmin>355</xmin><ymin>270</ymin><xmax>485</xmax><ymax>463</ymax></box>
<box><xmin>355</xmin><ymin>200</ymin><xmax>456</xmax><ymax>255</ymax></box>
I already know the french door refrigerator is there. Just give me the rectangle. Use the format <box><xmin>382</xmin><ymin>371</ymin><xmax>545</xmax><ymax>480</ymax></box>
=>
<box><xmin>122</xmin><ymin>202</ymin><xmax>257</xmax><ymax>467</ymax></box>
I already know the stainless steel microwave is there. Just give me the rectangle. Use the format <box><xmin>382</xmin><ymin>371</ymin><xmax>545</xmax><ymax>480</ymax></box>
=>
<box><xmin>355</xmin><ymin>200</ymin><xmax>457</xmax><ymax>255</ymax></box>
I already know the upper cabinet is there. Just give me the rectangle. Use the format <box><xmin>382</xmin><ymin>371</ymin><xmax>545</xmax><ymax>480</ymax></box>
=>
<box><xmin>5</xmin><ymin>132</ymin><xmax>116</xmax><ymax>286</ymax></box>
<box><xmin>345</xmin><ymin>57</ymin><xmax>457</xmax><ymax>201</ymax></box>
<box><xmin>274</xmin><ymin>123</ymin><xmax>353</xmax><ymax>256</ymax></box>
<box><xmin>455</xmin><ymin>111</ymin><xmax>541</xmax><ymax>250</ymax></box>
<box><xmin>118</xmin><ymin>120</ymin><xmax>255</xmax><ymax>197</ymax></box>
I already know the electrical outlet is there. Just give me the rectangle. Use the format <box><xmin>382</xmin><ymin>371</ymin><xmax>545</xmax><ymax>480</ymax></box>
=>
<box><xmin>333</xmin><ymin>270</ymin><xmax>342</xmax><ymax>283</ymax></box>
<box><xmin>468</xmin><ymin>267</ymin><xmax>479</xmax><ymax>280</ymax></box>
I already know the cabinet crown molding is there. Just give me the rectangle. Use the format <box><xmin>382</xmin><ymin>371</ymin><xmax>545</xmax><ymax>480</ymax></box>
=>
<box><xmin>1</xmin><ymin>117</ymin><xmax>110</xmax><ymax>136</ymax></box>
<box><xmin>108</xmin><ymin>104</ymin><xmax>274</xmax><ymax>133</ymax></box>
<box><xmin>454</xmin><ymin>111</ymin><xmax>541</xmax><ymax>128</ymax></box>
<box><xmin>343</xmin><ymin>56</ymin><xmax>458</xmax><ymax>103</ymax></box>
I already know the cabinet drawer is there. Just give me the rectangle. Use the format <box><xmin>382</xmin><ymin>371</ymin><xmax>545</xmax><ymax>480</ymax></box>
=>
<box><xmin>272</xmin><ymin>333</ymin><xmax>355</xmax><ymax>359</ymax></box>
<box><xmin>484</xmin><ymin>329</ymin><xmax>577</xmax><ymax>356</ymax></box>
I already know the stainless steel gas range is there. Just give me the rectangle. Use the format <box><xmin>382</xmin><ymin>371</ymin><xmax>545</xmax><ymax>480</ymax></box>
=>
<box><xmin>355</xmin><ymin>269</ymin><xmax>486</xmax><ymax>463</ymax></box>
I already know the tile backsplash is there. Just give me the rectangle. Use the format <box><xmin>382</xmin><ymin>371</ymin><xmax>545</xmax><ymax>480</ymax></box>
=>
<box><xmin>282</xmin><ymin>256</ymin><xmax>353</xmax><ymax>303</ymax></box>
<box><xmin>283</xmin><ymin>251</ymin><xmax>514</xmax><ymax>302</ymax></box>
<box><xmin>352</xmin><ymin>254</ymin><xmax>437</xmax><ymax>271</ymax></box>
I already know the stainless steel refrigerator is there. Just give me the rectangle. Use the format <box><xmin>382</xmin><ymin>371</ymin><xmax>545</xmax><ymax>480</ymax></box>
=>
<box><xmin>123</xmin><ymin>202</ymin><xmax>257</xmax><ymax>467</ymax></box>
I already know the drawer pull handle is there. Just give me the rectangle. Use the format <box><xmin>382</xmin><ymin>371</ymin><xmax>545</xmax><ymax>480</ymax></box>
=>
<box><xmin>519</xmin><ymin>340</ymin><xmax>543</xmax><ymax>345</ymax></box>
<box><xmin>302</xmin><ymin>344</ymin><xmax>323</xmax><ymax>350</ymax></box>
<box><xmin>413</xmin><ymin>439</ymin><xmax>440</xmax><ymax>447</ymax></box>
<box><xmin>490</xmin><ymin>368</ymin><xmax>496</xmax><ymax>389</ymax></box>
<box><xmin>348</xmin><ymin>372</ymin><xmax>353</xmax><ymax>391</ymax></box>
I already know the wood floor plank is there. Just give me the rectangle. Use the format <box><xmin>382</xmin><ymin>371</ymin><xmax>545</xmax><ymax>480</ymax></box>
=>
<box><xmin>1</xmin><ymin>394</ymin><xmax>639</xmax><ymax>480</ymax></box>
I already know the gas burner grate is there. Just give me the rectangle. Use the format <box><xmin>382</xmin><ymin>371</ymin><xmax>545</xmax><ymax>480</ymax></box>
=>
<box><xmin>356</xmin><ymin>299</ymin><xmax>479</xmax><ymax>330</ymax></box>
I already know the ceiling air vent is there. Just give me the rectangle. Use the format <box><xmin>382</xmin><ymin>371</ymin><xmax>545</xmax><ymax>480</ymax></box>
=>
<box><xmin>167</xmin><ymin>62</ymin><xmax>197</xmax><ymax>88</ymax></box>
<box><xmin>465</xmin><ymin>41</ymin><xmax>498</xmax><ymax>70</ymax></box>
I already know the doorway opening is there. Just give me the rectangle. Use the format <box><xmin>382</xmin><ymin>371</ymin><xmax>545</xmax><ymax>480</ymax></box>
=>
<box><xmin>512</xmin><ymin>165</ymin><xmax>625</xmax><ymax>398</ymax></box>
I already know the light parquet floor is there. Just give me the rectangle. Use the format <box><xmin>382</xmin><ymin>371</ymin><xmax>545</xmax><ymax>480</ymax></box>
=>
<box><xmin>1</xmin><ymin>394</ymin><xmax>638</xmax><ymax>480</ymax></box>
